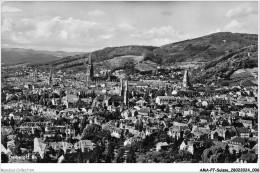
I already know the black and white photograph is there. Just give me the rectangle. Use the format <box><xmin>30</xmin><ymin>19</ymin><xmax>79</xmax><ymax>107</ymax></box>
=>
<box><xmin>1</xmin><ymin>0</ymin><xmax>259</xmax><ymax>172</ymax></box>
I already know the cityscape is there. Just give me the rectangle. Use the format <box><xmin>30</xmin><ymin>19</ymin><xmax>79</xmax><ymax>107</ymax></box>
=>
<box><xmin>1</xmin><ymin>1</ymin><xmax>258</xmax><ymax>165</ymax></box>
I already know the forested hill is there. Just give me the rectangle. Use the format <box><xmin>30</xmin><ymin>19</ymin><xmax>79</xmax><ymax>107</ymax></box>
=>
<box><xmin>44</xmin><ymin>32</ymin><xmax>257</xmax><ymax>70</ymax></box>
<box><xmin>153</xmin><ymin>32</ymin><xmax>257</xmax><ymax>64</ymax></box>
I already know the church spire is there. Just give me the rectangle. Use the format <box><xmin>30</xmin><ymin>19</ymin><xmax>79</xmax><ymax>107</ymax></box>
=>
<box><xmin>34</xmin><ymin>67</ymin><xmax>38</xmax><ymax>82</ymax></box>
<box><xmin>88</xmin><ymin>53</ymin><xmax>94</xmax><ymax>79</ymax></box>
<box><xmin>120</xmin><ymin>78</ymin><xmax>123</xmax><ymax>96</ymax></box>
<box><xmin>84</xmin><ymin>57</ymin><xmax>89</xmax><ymax>87</ymax></box>
<box><xmin>85</xmin><ymin>53</ymin><xmax>94</xmax><ymax>86</ymax></box>
<box><xmin>183</xmin><ymin>70</ymin><xmax>191</xmax><ymax>89</ymax></box>
<box><xmin>124</xmin><ymin>80</ymin><xmax>128</xmax><ymax>107</ymax></box>
<box><xmin>49</xmin><ymin>66</ymin><xmax>53</xmax><ymax>87</ymax></box>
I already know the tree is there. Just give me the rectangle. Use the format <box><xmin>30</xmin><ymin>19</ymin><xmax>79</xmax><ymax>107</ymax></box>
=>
<box><xmin>1</xmin><ymin>134</ymin><xmax>8</xmax><ymax>148</ymax></box>
<box><xmin>115</xmin><ymin>147</ymin><xmax>125</xmax><ymax>163</ymax></box>
<box><xmin>176</xmin><ymin>150</ymin><xmax>192</xmax><ymax>162</ymax></box>
<box><xmin>34</xmin><ymin>128</ymin><xmax>41</xmax><ymax>138</ymax></box>
<box><xmin>43</xmin><ymin>153</ymin><xmax>51</xmax><ymax>163</ymax></box>
<box><xmin>57</xmin><ymin>149</ymin><xmax>64</xmax><ymax>159</ymax></box>
<box><xmin>144</xmin><ymin>91</ymin><xmax>150</xmax><ymax>102</ymax></box>
<box><xmin>201</xmin><ymin>148</ymin><xmax>212</xmax><ymax>163</ymax></box>
<box><xmin>95</xmin><ymin>129</ymin><xmax>111</xmax><ymax>143</ymax></box>
<box><xmin>224</xmin><ymin>144</ymin><xmax>230</xmax><ymax>155</ymax></box>
<box><xmin>155</xmin><ymin>90</ymin><xmax>165</xmax><ymax>97</ymax></box>
<box><xmin>184</xmin><ymin>129</ymin><xmax>192</xmax><ymax>139</ymax></box>
<box><xmin>32</xmin><ymin>115</ymin><xmax>41</xmax><ymax>122</ymax></box>
<box><xmin>240</xmin><ymin>152</ymin><xmax>258</xmax><ymax>163</ymax></box>
<box><xmin>77</xmin><ymin>150</ymin><xmax>83</xmax><ymax>163</ymax></box>
<box><xmin>104</xmin><ymin>142</ymin><xmax>115</xmax><ymax>163</ymax></box>
<box><xmin>90</xmin><ymin>146</ymin><xmax>103</xmax><ymax>163</ymax></box>
<box><xmin>1</xmin><ymin>152</ymin><xmax>9</xmax><ymax>163</ymax></box>
<box><xmin>123</xmin><ymin>59</ymin><xmax>135</xmax><ymax>70</ymax></box>
<box><xmin>201</xmin><ymin>145</ymin><xmax>226</xmax><ymax>163</ymax></box>
<box><xmin>79</xmin><ymin>116</ymin><xmax>88</xmax><ymax>134</ymax></box>
<box><xmin>126</xmin><ymin>147</ymin><xmax>136</xmax><ymax>163</ymax></box>
<box><xmin>155</xmin><ymin>130</ymin><xmax>170</xmax><ymax>143</ymax></box>
<box><xmin>222</xmin><ymin>120</ymin><xmax>230</xmax><ymax>126</ymax></box>
<box><xmin>143</xmin><ymin>133</ymin><xmax>157</xmax><ymax>151</ymax></box>
<box><xmin>10</xmin><ymin>117</ymin><xmax>15</xmax><ymax>128</ymax></box>
<box><xmin>81</xmin><ymin>124</ymin><xmax>102</xmax><ymax>140</ymax></box>
<box><xmin>14</xmin><ymin>139</ymin><xmax>22</xmax><ymax>156</ymax></box>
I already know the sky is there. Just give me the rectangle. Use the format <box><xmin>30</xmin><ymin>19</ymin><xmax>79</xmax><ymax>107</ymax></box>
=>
<box><xmin>1</xmin><ymin>1</ymin><xmax>258</xmax><ymax>52</ymax></box>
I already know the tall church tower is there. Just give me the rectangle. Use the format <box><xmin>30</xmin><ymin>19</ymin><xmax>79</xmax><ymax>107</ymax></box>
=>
<box><xmin>49</xmin><ymin>67</ymin><xmax>53</xmax><ymax>87</ymax></box>
<box><xmin>120</xmin><ymin>78</ymin><xmax>124</xmax><ymax>96</ymax></box>
<box><xmin>88</xmin><ymin>53</ymin><xmax>94</xmax><ymax>80</ymax></box>
<box><xmin>124</xmin><ymin>80</ymin><xmax>129</xmax><ymax>106</ymax></box>
<box><xmin>183</xmin><ymin>70</ymin><xmax>191</xmax><ymax>89</ymax></box>
<box><xmin>34</xmin><ymin>68</ymin><xmax>38</xmax><ymax>82</ymax></box>
<box><xmin>84</xmin><ymin>57</ymin><xmax>89</xmax><ymax>86</ymax></box>
<box><xmin>85</xmin><ymin>53</ymin><xmax>94</xmax><ymax>86</ymax></box>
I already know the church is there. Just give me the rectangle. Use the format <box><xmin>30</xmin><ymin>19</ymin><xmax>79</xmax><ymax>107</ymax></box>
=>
<box><xmin>182</xmin><ymin>70</ymin><xmax>192</xmax><ymax>90</ymax></box>
<box><xmin>85</xmin><ymin>53</ymin><xmax>119</xmax><ymax>85</ymax></box>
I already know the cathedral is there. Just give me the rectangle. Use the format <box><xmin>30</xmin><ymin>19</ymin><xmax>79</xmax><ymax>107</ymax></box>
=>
<box><xmin>33</xmin><ymin>68</ymin><xmax>38</xmax><ymax>82</ymax></box>
<box><xmin>182</xmin><ymin>70</ymin><xmax>192</xmax><ymax>90</ymax></box>
<box><xmin>85</xmin><ymin>53</ymin><xmax>119</xmax><ymax>85</ymax></box>
<box><xmin>86</xmin><ymin>53</ymin><xmax>94</xmax><ymax>85</ymax></box>
<box><xmin>49</xmin><ymin>67</ymin><xmax>53</xmax><ymax>86</ymax></box>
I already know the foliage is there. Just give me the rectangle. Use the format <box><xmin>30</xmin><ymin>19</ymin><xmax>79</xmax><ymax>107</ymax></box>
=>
<box><xmin>89</xmin><ymin>146</ymin><xmax>104</xmax><ymax>163</ymax></box>
<box><xmin>1</xmin><ymin>152</ymin><xmax>9</xmax><ymax>163</ymax></box>
<box><xmin>1</xmin><ymin>134</ymin><xmax>8</xmax><ymax>148</ymax></box>
<box><xmin>77</xmin><ymin>150</ymin><xmax>84</xmax><ymax>163</ymax></box>
<box><xmin>104</xmin><ymin>142</ymin><xmax>115</xmax><ymax>163</ymax></box>
<box><xmin>79</xmin><ymin>116</ymin><xmax>88</xmax><ymax>134</ymax></box>
<box><xmin>127</xmin><ymin>147</ymin><xmax>136</xmax><ymax>163</ymax></box>
<box><xmin>42</xmin><ymin>33</ymin><xmax>257</xmax><ymax>80</ymax></box>
<box><xmin>201</xmin><ymin>145</ymin><xmax>227</xmax><ymax>163</ymax></box>
<box><xmin>14</xmin><ymin>135</ymin><xmax>22</xmax><ymax>156</ymax></box>
<box><xmin>115</xmin><ymin>147</ymin><xmax>125</xmax><ymax>163</ymax></box>
<box><xmin>81</xmin><ymin>124</ymin><xmax>102</xmax><ymax>140</ymax></box>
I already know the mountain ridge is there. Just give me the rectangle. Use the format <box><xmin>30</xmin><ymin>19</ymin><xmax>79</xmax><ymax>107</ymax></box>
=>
<box><xmin>2</xmin><ymin>32</ymin><xmax>258</xmax><ymax>82</ymax></box>
<box><xmin>1</xmin><ymin>48</ymin><xmax>84</xmax><ymax>66</ymax></box>
<box><xmin>42</xmin><ymin>32</ymin><xmax>257</xmax><ymax>71</ymax></box>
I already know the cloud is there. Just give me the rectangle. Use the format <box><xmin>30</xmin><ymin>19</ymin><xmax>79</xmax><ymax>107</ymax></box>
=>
<box><xmin>88</xmin><ymin>10</ymin><xmax>105</xmax><ymax>17</ymax></box>
<box><xmin>100</xmin><ymin>34</ymin><xmax>114</xmax><ymax>39</ymax></box>
<box><xmin>208</xmin><ymin>29</ymin><xmax>222</xmax><ymax>34</ymax></box>
<box><xmin>118</xmin><ymin>23</ymin><xmax>135</xmax><ymax>30</ymax></box>
<box><xmin>59</xmin><ymin>30</ymin><xmax>69</xmax><ymax>40</ymax></box>
<box><xmin>131</xmin><ymin>26</ymin><xmax>190</xmax><ymax>46</ymax></box>
<box><xmin>226</xmin><ymin>3</ymin><xmax>257</xmax><ymax>18</ymax></box>
<box><xmin>224</xmin><ymin>20</ymin><xmax>243</xmax><ymax>32</ymax></box>
<box><xmin>2</xmin><ymin>16</ymin><xmax>116</xmax><ymax>49</ymax></box>
<box><xmin>161</xmin><ymin>10</ymin><xmax>173</xmax><ymax>16</ymax></box>
<box><xmin>2</xmin><ymin>6</ymin><xmax>22</xmax><ymax>13</ymax></box>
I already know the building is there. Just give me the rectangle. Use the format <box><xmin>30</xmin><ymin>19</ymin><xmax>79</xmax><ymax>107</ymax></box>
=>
<box><xmin>49</xmin><ymin>67</ymin><xmax>53</xmax><ymax>87</ymax></box>
<box><xmin>183</xmin><ymin>70</ymin><xmax>191</xmax><ymax>89</ymax></box>
<box><xmin>85</xmin><ymin>53</ymin><xmax>119</xmax><ymax>85</ymax></box>
<box><xmin>155</xmin><ymin>96</ymin><xmax>176</xmax><ymax>105</ymax></box>
<box><xmin>34</xmin><ymin>68</ymin><xmax>38</xmax><ymax>82</ymax></box>
<box><xmin>33</xmin><ymin>138</ymin><xmax>47</xmax><ymax>159</ymax></box>
<box><xmin>86</xmin><ymin>53</ymin><xmax>94</xmax><ymax>84</ymax></box>
<box><xmin>124</xmin><ymin>80</ymin><xmax>129</xmax><ymax>106</ymax></box>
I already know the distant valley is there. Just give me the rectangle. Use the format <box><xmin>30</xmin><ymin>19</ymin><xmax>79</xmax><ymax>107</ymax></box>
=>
<box><xmin>1</xmin><ymin>48</ymin><xmax>84</xmax><ymax>66</ymax></box>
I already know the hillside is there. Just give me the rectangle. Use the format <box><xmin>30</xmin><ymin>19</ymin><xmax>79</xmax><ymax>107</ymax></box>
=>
<box><xmin>1</xmin><ymin>48</ymin><xmax>84</xmax><ymax>66</ymax></box>
<box><xmin>48</xmin><ymin>45</ymin><xmax>157</xmax><ymax>70</ymax></box>
<box><xmin>192</xmin><ymin>44</ymin><xmax>258</xmax><ymax>84</ymax></box>
<box><xmin>45</xmin><ymin>32</ymin><xmax>257</xmax><ymax>72</ymax></box>
<box><xmin>151</xmin><ymin>32</ymin><xmax>257</xmax><ymax>64</ymax></box>
<box><xmin>8</xmin><ymin>32</ymin><xmax>255</xmax><ymax>83</ymax></box>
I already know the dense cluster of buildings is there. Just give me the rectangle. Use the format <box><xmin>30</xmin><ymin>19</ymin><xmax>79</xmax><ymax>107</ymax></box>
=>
<box><xmin>1</xmin><ymin>56</ymin><xmax>258</xmax><ymax>163</ymax></box>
